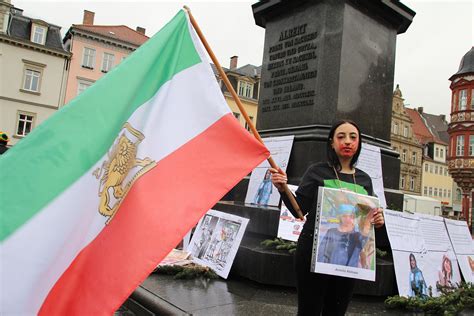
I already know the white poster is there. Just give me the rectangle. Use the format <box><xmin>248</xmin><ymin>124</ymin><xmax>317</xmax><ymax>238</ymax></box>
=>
<box><xmin>384</xmin><ymin>210</ymin><xmax>461</xmax><ymax>297</ymax></box>
<box><xmin>445</xmin><ymin>219</ymin><xmax>474</xmax><ymax>283</ymax></box>
<box><xmin>384</xmin><ymin>210</ymin><xmax>428</xmax><ymax>297</ymax></box>
<box><xmin>245</xmin><ymin>135</ymin><xmax>294</xmax><ymax>207</ymax></box>
<box><xmin>311</xmin><ymin>187</ymin><xmax>379</xmax><ymax>281</ymax></box>
<box><xmin>277</xmin><ymin>185</ymin><xmax>306</xmax><ymax>241</ymax></box>
<box><xmin>188</xmin><ymin>209</ymin><xmax>249</xmax><ymax>279</ymax></box>
<box><xmin>357</xmin><ymin>143</ymin><xmax>387</xmax><ymax>208</ymax></box>
<box><xmin>418</xmin><ymin>214</ymin><xmax>461</xmax><ymax>295</ymax></box>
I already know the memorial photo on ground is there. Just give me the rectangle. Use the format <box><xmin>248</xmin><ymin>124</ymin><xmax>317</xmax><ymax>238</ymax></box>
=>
<box><xmin>189</xmin><ymin>210</ymin><xmax>249</xmax><ymax>278</ymax></box>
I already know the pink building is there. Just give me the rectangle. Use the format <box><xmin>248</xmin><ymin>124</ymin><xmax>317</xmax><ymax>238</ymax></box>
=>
<box><xmin>62</xmin><ymin>10</ymin><xmax>148</xmax><ymax>104</ymax></box>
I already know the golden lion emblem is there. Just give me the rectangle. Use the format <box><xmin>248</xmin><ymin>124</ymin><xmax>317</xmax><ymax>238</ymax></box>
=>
<box><xmin>93</xmin><ymin>122</ymin><xmax>156</xmax><ymax>224</ymax></box>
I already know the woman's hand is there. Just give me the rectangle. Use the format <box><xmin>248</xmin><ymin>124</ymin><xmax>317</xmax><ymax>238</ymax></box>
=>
<box><xmin>269</xmin><ymin>167</ymin><xmax>287</xmax><ymax>192</ymax></box>
<box><xmin>372</xmin><ymin>208</ymin><xmax>384</xmax><ymax>228</ymax></box>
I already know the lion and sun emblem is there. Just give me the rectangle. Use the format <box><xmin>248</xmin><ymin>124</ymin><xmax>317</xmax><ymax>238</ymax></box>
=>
<box><xmin>93</xmin><ymin>122</ymin><xmax>156</xmax><ymax>224</ymax></box>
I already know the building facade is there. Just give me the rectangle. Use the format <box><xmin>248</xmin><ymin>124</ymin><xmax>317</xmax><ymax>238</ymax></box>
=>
<box><xmin>390</xmin><ymin>85</ymin><xmax>423</xmax><ymax>195</ymax></box>
<box><xmin>62</xmin><ymin>10</ymin><xmax>148</xmax><ymax>104</ymax></box>
<box><xmin>407</xmin><ymin>108</ymin><xmax>454</xmax><ymax>208</ymax></box>
<box><xmin>447</xmin><ymin>47</ymin><xmax>474</xmax><ymax>227</ymax></box>
<box><xmin>0</xmin><ymin>1</ymin><xmax>70</xmax><ymax>146</ymax></box>
<box><xmin>212</xmin><ymin>56</ymin><xmax>260</xmax><ymax>130</ymax></box>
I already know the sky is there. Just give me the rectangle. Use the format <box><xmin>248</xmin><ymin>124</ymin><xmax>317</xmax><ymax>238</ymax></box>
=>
<box><xmin>13</xmin><ymin>0</ymin><xmax>474</xmax><ymax>119</ymax></box>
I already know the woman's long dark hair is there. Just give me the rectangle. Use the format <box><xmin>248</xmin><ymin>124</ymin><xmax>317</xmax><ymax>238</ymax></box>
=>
<box><xmin>326</xmin><ymin>119</ymin><xmax>362</xmax><ymax>171</ymax></box>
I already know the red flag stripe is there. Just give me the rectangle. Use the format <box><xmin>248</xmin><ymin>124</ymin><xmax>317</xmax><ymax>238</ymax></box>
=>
<box><xmin>39</xmin><ymin>113</ymin><xmax>268</xmax><ymax>315</ymax></box>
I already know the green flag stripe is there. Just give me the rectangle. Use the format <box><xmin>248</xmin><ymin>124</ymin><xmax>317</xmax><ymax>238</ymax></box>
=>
<box><xmin>0</xmin><ymin>11</ymin><xmax>200</xmax><ymax>240</ymax></box>
<box><xmin>323</xmin><ymin>179</ymin><xmax>368</xmax><ymax>195</ymax></box>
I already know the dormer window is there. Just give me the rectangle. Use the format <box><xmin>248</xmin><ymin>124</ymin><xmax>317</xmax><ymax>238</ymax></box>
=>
<box><xmin>31</xmin><ymin>24</ymin><xmax>47</xmax><ymax>45</ymax></box>
<box><xmin>237</xmin><ymin>80</ymin><xmax>253</xmax><ymax>98</ymax></box>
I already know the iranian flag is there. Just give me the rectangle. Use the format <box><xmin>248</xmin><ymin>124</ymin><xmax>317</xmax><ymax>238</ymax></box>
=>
<box><xmin>0</xmin><ymin>10</ymin><xmax>269</xmax><ymax>315</ymax></box>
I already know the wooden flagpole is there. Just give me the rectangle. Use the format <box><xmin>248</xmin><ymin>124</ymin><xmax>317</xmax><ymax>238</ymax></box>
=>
<box><xmin>183</xmin><ymin>6</ymin><xmax>304</xmax><ymax>220</ymax></box>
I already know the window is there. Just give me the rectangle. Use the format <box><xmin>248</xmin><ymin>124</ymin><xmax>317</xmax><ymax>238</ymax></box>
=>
<box><xmin>440</xmin><ymin>148</ymin><xmax>444</xmax><ymax>159</ymax></box>
<box><xmin>423</xmin><ymin>186</ymin><xmax>427</xmax><ymax>195</ymax></box>
<box><xmin>77</xmin><ymin>80</ymin><xmax>93</xmax><ymax>96</ymax></box>
<box><xmin>400</xmin><ymin>175</ymin><xmax>405</xmax><ymax>189</ymax></box>
<box><xmin>411</xmin><ymin>152</ymin><xmax>417</xmax><ymax>164</ymax></box>
<box><xmin>82</xmin><ymin>47</ymin><xmax>96</xmax><ymax>69</ymax></box>
<box><xmin>471</xmin><ymin>89</ymin><xmax>474</xmax><ymax>108</ymax></box>
<box><xmin>16</xmin><ymin>112</ymin><xmax>35</xmax><ymax>136</ymax></box>
<box><xmin>448</xmin><ymin>190</ymin><xmax>451</xmax><ymax>198</ymax></box>
<box><xmin>101</xmin><ymin>53</ymin><xmax>115</xmax><ymax>73</ymax></box>
<box><xmin>456</xmin><ymin>135</ymin><xmax>465</xmax><ymax>156</ymax></box>
<box><xmin>429</xmin><ymin>187</ymin><xmax>433</xmax><ymax>196</ymax></box>
<box><xmin>424</xmin><ymin>163</ymin><xmax>428</xmax><ymax>172</ymax></box>
<box><xmin>409</xmin><ymin>176</ymin><xmax>415</xmax><ymax>191</ymax></box>
<box><xmin>459</xmin><ymin>89</ymin><xmax>467</xmax><ymax>110</ymax></box>
<box><xmin>435</xmin><ymin>165</ymin><xmax>438</xmax><ymax>174</ymax></box>
<box><xmin>23</xmin><ymin>69</ymin><xmax>41</xmax><ymax>92</ymax></box>
<box><xmin>470</xmin><ymin>135</ymin><xmax>474</xmax><ymax>156</ymax></box>
<box><xmin>443</xmin><ymin>189</ymin><xmax>447</xmax><ymax>198</ymax></box>
<box><xmin>434</xmin><ymin>188</ymin><xmax>438</xmax><ymax>197</ymax></box>
<box><xmin>245</xmin><ymin>116</ymin><xmax>254</xmax><ymax>131</ymax></box>
<box><xmin>393</xmin><ymin>123</ymin><xmax>399</xmax><ymax>135</ymax></box>
<box><xmin>430</xmin><ymin>164</ymin><xmax>433</xmax><ymax>173</ymax></box>
<box><xmin>238</xmin><ymin>81</ymin><xmax>253</xmax><ymax>98</ymax></box>
<box><xmin>444</xmin><ymin>168</ymin><xmax>448</xmax><ymax>176</ymax></box>
<box><xmin>456</xmin><ymin>189</ymin><xmax>461</xmax><ymax>201</ymax></box>
<box><xmin>402</xmin><ymin>149</ymin><xmax>407</xmax><ymax>162</ymax></box>
<box><xmin>31</xmin><ymin>25</ymin><xmax>47</xmax><ymax>45</ymax></box>
<box><xmin>403</xmin><ymin>126</ymin><xmax>408</xmax><ymax>137</ymax></box>
<box><xmin>435</xmin><ymin>148</ymin><xmax>439</xmax><ymax>157</ymax></box>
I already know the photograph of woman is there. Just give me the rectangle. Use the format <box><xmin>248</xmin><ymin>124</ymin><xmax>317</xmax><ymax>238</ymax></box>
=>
<box><xmin>317</xmin><ymin>204</ymin><xmax>374</xmax><ymax>268</ymax></box>
<box><xmin>270</xmin><ymin>119</ymin><xmax>385</xmax><ymax>315</ymax></box>
<box><xmin>436</xmin><ymin>255</ymin><xmax>454</xmax><ymax>289</ymax></box>
<box><xmin>408</xmin><ymin>253</ymin><xmax>428</xmax><ymax>297</ymax></box>
<box><xmin>253</xmin><ymin>168</ymin><xmax>273</xmax><ymax>205</ymax></box>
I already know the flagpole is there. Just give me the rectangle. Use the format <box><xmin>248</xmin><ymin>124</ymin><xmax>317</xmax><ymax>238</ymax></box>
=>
<box><xmin>183</xmin><ymin>6</ymin><xmax>304</xmax><ymax>220</ymax></box>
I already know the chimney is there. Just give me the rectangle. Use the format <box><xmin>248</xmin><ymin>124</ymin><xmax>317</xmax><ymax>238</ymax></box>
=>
<box><xmin>136</xmin><ymin>26</ymin><xmax>146</xmax><ymax>35</ymax></box>
<box><xmin>83</xmin><ymin>10</ymin><xmax>95</xmax><ymax>25</ymax></box>
<box><xmin>230</xmin><ymin>56</ymin><xmax>238</xmax><ymax>69</ymax></box>
<box><xmin>417</xmin><ymin>107</ymin><xmax>423</xmax><ymax>114</ymax></box>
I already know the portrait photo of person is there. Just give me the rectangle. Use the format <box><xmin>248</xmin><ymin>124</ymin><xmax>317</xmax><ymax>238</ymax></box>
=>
<box><xmin>408</xmin><ymin>253</ymin><xmax>428</xmax><ymax>298</ymax></box>
<box><xmin>436</xmin><ymin>255</ymin><xmax>454</xmax><ymax>289</ymax></box>
<box><xmin>317</xmin><ymin>203</ymin><xmax>374</xmax><ymax>268</ymax></box>
<box><xmin>253</xmin><ymin>168</ymin><xmax>273</xmax><ymax>205</ymax></box>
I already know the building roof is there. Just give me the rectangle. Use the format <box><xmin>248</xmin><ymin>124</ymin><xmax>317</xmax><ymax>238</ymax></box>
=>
<box><xmin>5</xmin><ymin>7</ymin><xmax>67</xmax><ymax>53</ymax></box>
<box><xmin>420</xmin><ymin>112</ymin><xmax>450</xmax><ymax>144</ymax></box>
<box><xmin>232</xmin><ymin>64</ymin><xmax>261</xmax><ymax>78</ymax></box>
<box><xmin>210</xmin><ymin>63</ymin><xmax>261</xmax><ymax>78</ymax></box>
<box><xmin>450</xmin><ymin>47</ymin><xmax>474</xmax><ymax>80</ymax></box>
<box><xmin>67</xmin><ymin>24</ymin><xmax>148</xmax><ymax>47</ymax></box>
<box><xmin>406</xmin><ymin>108</ymin><xmax>447</xmax><ymax>146</ymax></box>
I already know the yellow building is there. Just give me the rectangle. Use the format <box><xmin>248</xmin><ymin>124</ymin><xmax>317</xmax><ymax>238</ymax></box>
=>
<box><xmin>390</xmin><ymin>85</ymin><xmax>423</xmax><ymax>195</ymax></box>
<box><xmin>212</xmin><ymin>56</ymin><xmax>260</xmax><ymax>130</ymax></box>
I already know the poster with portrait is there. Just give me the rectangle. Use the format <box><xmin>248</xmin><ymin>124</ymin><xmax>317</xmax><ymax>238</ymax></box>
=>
<box><xmin>277</xmin><ymin>185</ymin><xmax>306</xmax><ymax>242</ymax></box>
<box><xmin>245</xmin><ymin>135</ymin><xmax>294</xmax><ymax>207</ymax></box>
<box><xmin>417</xmin><ymin>214</ymin><xmax>461</xmax><ymax>295</ymax></box>
<box><xmin>311</xmin><ymin>187</ymin><xmax>379</xmax><ymax>281</ymax></box>
<box><xmin>384</xmin><ymin>210</ymin><xmax>427</xmax><ymax>297</ymax></box>
<box><xmin>445</xmin><ymin>219</ymin><xmax>474</xmax><ymax>283</ymax></box>
<box><xmin>188</xmin><ymin>209</ymin><xmax>249</xmax><ymax>279</ymax></box>
<box><xmin>384</xmin><ymin>211</ymin><xmax>461</xmax><ymax>297</ymax></box>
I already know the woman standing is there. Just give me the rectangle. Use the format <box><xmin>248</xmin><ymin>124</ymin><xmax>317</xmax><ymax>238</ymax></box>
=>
<box><xmin>270</xmin><ymin>119</ymin><xmax>384</xmax><ymax>315</ymax></box>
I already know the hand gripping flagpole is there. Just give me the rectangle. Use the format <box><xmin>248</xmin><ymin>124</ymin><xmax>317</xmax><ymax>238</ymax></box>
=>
<box><xmin>183</xmin><ymin>6</ymin><xmax>304</xmax><ymax>220</ymax></box>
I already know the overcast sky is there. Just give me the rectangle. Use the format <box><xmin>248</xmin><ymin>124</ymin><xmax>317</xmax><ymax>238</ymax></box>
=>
<box><xmin>14</xmin><ymin>0</ymin><xmax>474</xmax><ymax>119</ymax></box>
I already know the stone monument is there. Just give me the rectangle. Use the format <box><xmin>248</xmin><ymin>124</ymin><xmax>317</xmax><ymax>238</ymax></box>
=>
<box><xmin>214</xmin><ymin>0</ymin><xmax>415</xmax><ymax>294</ymax></box>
